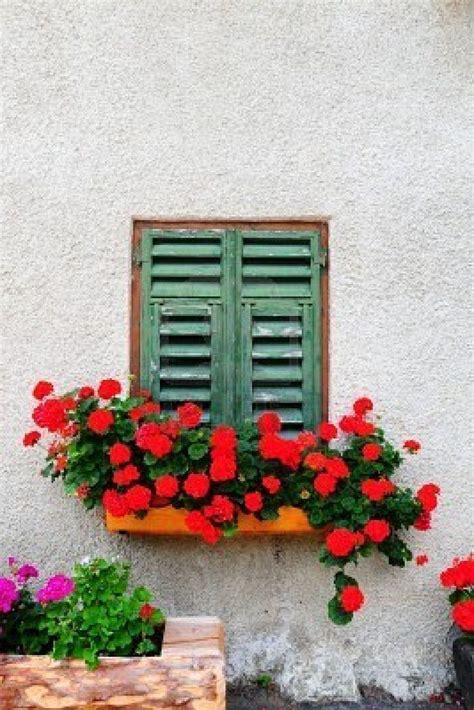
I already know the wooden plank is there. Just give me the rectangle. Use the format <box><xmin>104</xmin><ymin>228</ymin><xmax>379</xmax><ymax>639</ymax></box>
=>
<box><xmin>160</xmin><ymin>388</ymin><xmax>210</xmax><ymax>402</ymax></box>
<box><xmin>106</xmin><ymin>506</ymin><xmax>325</xmax><ymax>537</ymax></box>
<box><xmin>163</xmin><ymin>617</ymin><xmax>224</xmax><ymax>658</ymax></box>
<box><xmin>252</xmin><ymin>364</ymin><xmax>303</xmax><ymax>381</ymax></box>
<box><xmin>160</xmin><ymin>321</ymin><xmax>211</xmax><ymax>336</ymax></box>
<box><xmin>161</xmin><ymin>343</ymin><xmax>211</xmax><ymax>357</ymax></box>
<box><xmin>252</xmin><ymin>343</ymin><xmax>303</xmax><ymax>359</ymax></box>
<box><xmin>252</xmin><ymin>320</ymin><xmax>302</xmax><ymax>338</ymax></box>
<box><xmin>243</xmin><ymin>264</ymin><xmax>311</xmax><ymax>277</ymax></box>
<box><xmin>0</xmin><ymin>617</ymin><xmax>225</xmax><ymax>709</ymax></box>
<box><xmin>151</xmin><ymin>281</ymin><xmax>221</xmax><ymax>298</ymax></box>
<box><xmin>152</xmin><ymin>263</ymin><xmax>221</xmax><ymax>277</ymax></box>
<box><xmin>242</xmin><ymin>281</ymin><xmax>311</xmax><ymax>298</ymax></box>
<box><xmin>152</xmin><ymin>243</ymin><xmax>221</xmax><ymax>258</ymax></box>
<box><xmin>253</xmin><ymin>387</ymin><xmax>303</xmax><ymax>403</ymax></box>
<box><xmin>243</xmin><ymin>244</ymin><xmax>311</xmax><ymax>258</ymax></box>
<box><xmin>160</xmin><ymin>365</ymin><xmax>211</xmax><ymax>380</ymax></box>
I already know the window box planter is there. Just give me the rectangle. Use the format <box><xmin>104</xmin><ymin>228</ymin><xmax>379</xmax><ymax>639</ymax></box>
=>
<box><xmin>0</xmin><ymin>616</ymin><xmax>225</xmax><ymax>709</ymax></box>
<box><xmin>106</xmin><ymin>504</ymin><xmax>328</xmax><ymax>538</ymax></box>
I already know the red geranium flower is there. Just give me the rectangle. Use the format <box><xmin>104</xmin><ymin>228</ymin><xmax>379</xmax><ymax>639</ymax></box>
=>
<box><xmin>139</xmin><ymin>603</ymin><xmax>156</xmax><ymax>620</ymax></box>
<box><xmin>361</xmin><ymin>478</ymin><xmax>396</xmax><ymax>502</ymax></box>
<box><xmin>113</xmin><ymin>464</ymin><xmax>140</xmax><ymax>486</ymax></box>
<box><xmin>404</xmin><ymin>439</ymin><xmax>421</xmax><ymax>453</ymax></box>
<box><xmin>318</xmin><ymin>422</ymin><xmax>338</xmax><ymax>441</ymax></box>
<box><xmin>201</xmin><ymin>522</ymin><xmax>223</xmax><ymax>545</ymax></box>
<box><xmin>262</xmin><ymin>475</ymin><xmax>281</xmax><ymax>495</ymax></box>
<box><xmin>440</xmin><ymin>556</ymin><xmax>474</xmax><ymax>588</ymax></box>
<box><xmin>125</xmin><ymin>484</ymin><xmax>152</xmax><ymax>512</ymax></box>
<box><xmin>362</xmin><ymin>443</ymin><xmax>382</xmax><ymax>462</ymax></box>
<box><xmin>416</xmin><ymin>554</ymin><xmax>429</xmax><ymax>566</ymax></box>
<box><xmin>257</xmin><ymin>411</ymin><xmax>282</xmax><ymax>435</ymax></box>
<box><xmin>452</xmin><ymin>599</ymin><xmax>474</xmax><ymax>633</ymax></box>
<box><xmin>177</xmin><ymin>402</ymin><xmax>203</xmax><ymax>428</ymax></box>
<box><xmin>326</xmin><ymin>528</ymin><xmax>363</xmax><ymax>558</ymax></box>
<box><xmin>416</xmin><ymin>483</ymin><xmax>440</xmax><ymax>513</ymax></box>
<box><xmin>102</xmin><ymin>490</ymin><xmax>129</xmax><ymax>517</ymax></box>
<box><xmin>325</xmin><ymin>457</ymin><xmax>350</xmax><ymax>479</ymax></box>
<box><xmin>204</xmin><ymin>495</ymin><xmax>235</xmax><ymax>523</ymax></box>
<box><xmin>33</xmin><ymin>381</ymin><xmax>54</xmax><ymax>400</ymax></box>
<box><xmin>78</xmin><ymin>386</ymin><xmax>94</xmax><ymax>399</ymax></box>
<box><xmin>363</xmin><ymin>519</ymin><xmax>390</xmax><ymax>544</ymax></box>
<box><xmin>339</xmin><ymin>415</ymin><xmax>358</xmax><ymax>434</ymax></box>
<box><xmin>414</xmin><ymin>511</ymin><xmax>432</xmax><ymax>531</ymax></box>
<box><xmin>55</xmin><ymin>454</ymin><xmax>68</xmax><ymax>472</ymax></box>
<box><xmin>259</xmin><ymin>433</ymin><xmax>300</xmax><ymax>470</ymax></box>
<box><xmin>244</xmin><ymin>491</ymin><xmax>263</xmax><ymax>513</ymax></box>
<box><xmin>33</xmin><ymin>398</ymin><xmax>68</xmax><ymax>433</ymax></box>
<box><xmin>340</xmin><ymin>585</ymin><xmax>365</xmax><ymax>613</ymax></box>
<box><xmin>296</xmin><ymin>431</ymin><xmax>317</xmax><ymax>452</ymax></box>
<box><xmin>155</xmin><ymin>474</ymin><xmax>179</xmax><ymax>498</ymax></box>
<box><xmin>23</xmin><ymin>431</ymin><xmax>41</xmax><ymax>447</ymax></box>
<box><xmin>210</xmin><ymin>425</ymin><xmax>237</xmax><ymax>450</ymax></box>
<box><xmin>304</xmin><ymin>452</ymin><xmax>327</xmax><ymax>471</ymax></box>
<box><xmin>184</xmin><ymin>473</ymin><xmax>210</xmax><ymax>499</ymax></box>
<box><xmin>353</xmin><ymin>397</ymin><xmax>373</xmax><ymax>416</ymax></box>
<box><xmin>158</xmin><ymin>420</ymin><xmax>181</xmax><ymax>439</ymax></box>
<box><xmin>97</xmin><ymin>379</ymin><xmax>121</xmax><ymax>399</ymax></box>
<box><xmin>210</xmin><ymin>456</ymin><xmax>237</xmax><ymax>482</ymax></box>
<box><xmin>313</xmin><ymin>473</ymin><xmax>337</xmax><ymax>497</ymax></box>
<box><xmin>109</xmin><ymin>442</ymin><xmax>132</xmax><ymax>467</ymax></box>
<box><xmin>185</xmin><ymin>510</ymin><xmax>207</xmax><ymax>533</ymax></box>
<box><xmin>353</xmin><ymin>419</ymin><xmax>376</xmax><ymax>437</ymax></box>
<box><xmin>129</xmin><ymin>402</ymin><xmax>161</xmax><ymax>421</ymax></box>
<box><xmin>61</xmin><ymin>397</ymin><xmax>76</xmax><ymax>411</ymax></box>
<box><xmin>87</xmin><ymin>409</ymin><xmax>114</xmax><ymax>435</ymax></box>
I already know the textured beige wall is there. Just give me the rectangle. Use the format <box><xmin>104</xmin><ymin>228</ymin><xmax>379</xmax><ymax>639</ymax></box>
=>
<box><xmin>1</xmin><ymin>0</ymin><xmax>473</xmax><ymax>702</ymax></box>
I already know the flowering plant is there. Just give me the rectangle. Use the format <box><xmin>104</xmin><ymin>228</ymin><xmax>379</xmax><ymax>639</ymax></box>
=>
<box><xmin>440</xmin><ymin>555</ymin><xmax>474</xmax><ymax>635</ymax></box>
<box><xmin>0</xmin><ymin>557</ymin><xmax>164</xmax><ymax>668</ymax></box>
<box><xmin>25</xmin><ymin>379</ymin><xmax>439</xmax><ymax>624</ymax></box>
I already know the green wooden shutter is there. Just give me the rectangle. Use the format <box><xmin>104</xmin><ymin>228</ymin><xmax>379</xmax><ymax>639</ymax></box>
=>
<box><xmin>139</xmin><ymin>228</ymin><xmax>323</xmax><ymax>429</ymax></box>
<box><xmin>139</xmin><ymin>229</ymin><xmax>227</xmax><ymax>423</ymax></box>
<box><xmin>236</xmin><ymin>230</ymin><xmax>322</xmax><ymax>431</ymax></box>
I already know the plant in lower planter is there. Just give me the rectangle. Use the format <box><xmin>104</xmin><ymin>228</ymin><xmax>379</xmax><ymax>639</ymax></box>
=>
<box><xmin>0</xmin><ymin>557</ymin><xmax>164</xmax><ymax>668</ymax></box>
<box><xmin>440</xmin><ymin>555</ymin><xmax>474</xmax><ymax>635</ymax></box>
<box><xmin>24</xmin><ymin>379</ymin><xmax>440</xmax><ymax>624</ymax></box>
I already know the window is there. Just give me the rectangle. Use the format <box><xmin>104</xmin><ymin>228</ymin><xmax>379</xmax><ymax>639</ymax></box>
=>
<box><xmin>131</xmin><ymin>221</ymin><xmax>328</xmax><ymax>431</ymax></box>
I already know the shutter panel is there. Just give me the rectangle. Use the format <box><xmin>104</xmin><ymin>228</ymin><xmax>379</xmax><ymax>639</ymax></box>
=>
<box><xmin>237</xmin><ymin>230</ymin><xmax>322</xmax><ymax>431</ymax></box>
<box><xmin>140</xmin><ymin>229</ymin><xmax>227</xmax><ymax>424</ymax></box>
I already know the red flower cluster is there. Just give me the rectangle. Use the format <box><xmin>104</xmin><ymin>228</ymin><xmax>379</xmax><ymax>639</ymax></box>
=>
<box><xmin>23</xmin><ymin>431</ymin><xmax>41</xmax><ymax>447</ymax></box>
<box><xmin>416</xmin><ymin>554</ymin><xmax>429</xmax><ymax>566</ymax></box>
<box><xmin>113</xmin><ymin>464</ymin><xmax>140</xmax><ymax>486</ymax></box>
<box><xmin>184</xmin><ymin>472</ymin><xmax>210</xmax><ymax>499</ymax></box>
<box><xmin>185</xmin><ymin>510</ymin><xmax>222</xmax><ymax>544</ymax></box>
<box><xmin>340</xmin><ymin>585</ymin><xmax>365</xmax><ymax>613</ymax></box>
<box><xmin>257</xmin><ymin>411</ymin><xmax>282</xmax><ymax>435</ymax></box>
<box><xmin>102</xmin><ymin>485</ymin><xmax>152</xmax><ymax>517</ymax></box>
<box><xmin>97</xmin><ymin>379</ymin><xmax>121</xmax><ymax>400</ymax></box>
<box><xmin>210</xmin><ymin>426</ymin><xmax>237</xmax><ymax>482</ymax></box>
<box><xmin>363</xmin><ymin>519</ymin><xmax>390</xmax><ymax>544</ymax></box>
<box><xmin>339</xmin><ymin>415</ymin><xmax>375</xmax><ymax>437</ymax></box>
<box><xmin>129</xmin><ymin>401</ymin><xmax>161</xmax><ymax>421</ymax></box>
<box><xmin>139</xmin><ymin>603</ymin><xmax>156</xmax><ymax>620</ymax></box>
<box><xmin>362</xmin><ymin>442</ymin><xmax>382</xmax><ymax>462</ymax></box>
<box><xmin>135</xmin><ymin>422</ymin><xmax>173</xmax><ymax>458</ymax></box>
<box><xmin>244</xmin><ymin>491</ymin><xmax>263</xmax><ymax>513</ymax></box>
<box><xmin>404</xmin><ymin>439</ymin><xmax>421</xmax><ymax>453</ymax></box>
<box><xmin>305</xmin><ymin>452</ymin><xmax>349</xmax><ymax>498</ymax></box>
<box><xmin>452</xmin><ymin>599</ymin><xmax>474</xmax><ymax>633</ymax></box>
<box><xmin>295</xmin><ymin>430</ymin><xmax>317</xmax><ymax>452</ymax></box>
<box><xmin>33</xmin><ymin>398</ymin><xmax>69</xmax><ymax>433</ymax></box>
<box><xmin>33</xmin><ymin>381</ymin><xmax>54</xmax><ymax>400</ymax></box>
<box><xmin>155</xmin><ymin>474</ymin><xmax>179</xmax><ymax>499</ymax></box>
<box><xmin>204</xmin><ymin>495</ymin><xmax>235</xmax><ymax>523</ymax></box>
<box><xmin>177</xmin><ymin>402</ymin><xmax>203</xmax><ymax>428</ymax></box>
<box><xmin>361</xmin><ymin>478</ymin><xmax>396</xmax><ymax>502</ymax></box>
<box><xmin>318</xmin><ymin>422</ymin><xmax>338</xmax><ymax>441</ymax></box>
<box><xmin>416</xmin><ymin>483</ymin><xmax>440</xmax><ymax>513</ymax></box>
<box><xmin>87</xmin><ymin>409</ymin><xmax>114</xmax><ymax>435</ymax></box>
<box><xmin>262</xmin><ymin>475</ymin><xmax>281</xmax><ymax>495</ymax></box>
<box><xmin>109</xmin><ymin>442</ymin><xmax>131</xmax><ymax>467</ymax></box>
<box><xmin>326</xmin><ymin>528</ymin><xmax>365</xmax><ymax>558</ymax></box>
<box><xmin>440</xmin><ymin>555</ymin><xmax>474</xmax><ymax>589</ymax></box>
<box><xmin>259</xmin><ymin>433</ymin><xmax>300</xmax><ymax>470</ymax></box>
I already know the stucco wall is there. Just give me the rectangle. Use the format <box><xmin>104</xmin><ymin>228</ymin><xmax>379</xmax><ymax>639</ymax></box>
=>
<box><xmin>1</xmin><ymin>0</ymin><xmax>472</xmax><ymax>702</ymax></box>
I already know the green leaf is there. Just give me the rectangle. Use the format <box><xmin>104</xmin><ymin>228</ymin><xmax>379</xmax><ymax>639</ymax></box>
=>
<box><xmin>328</xmin><ymin>596</ymin><xmax>353</xmax><ymax>625</ymax></box>
<box><xmin>188</xmin><ymin>443</ymin><xmax>208</xmax><ymax>460</ymax></box>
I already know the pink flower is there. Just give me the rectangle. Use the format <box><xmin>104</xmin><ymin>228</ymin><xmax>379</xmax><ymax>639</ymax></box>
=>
<box><xmin>16</xmin><ymin>564</ymin><xmax>39</xmax><ymax>584</ymax></box>
<box><xmin>36</xmin><ymin>575</ymin><xmax>75</xmax><ymax>604</ymax></box>
<box><xmin>0</xmin><ymin>578</ymin><xmax>18</xmax><ymax>613</ymax></box>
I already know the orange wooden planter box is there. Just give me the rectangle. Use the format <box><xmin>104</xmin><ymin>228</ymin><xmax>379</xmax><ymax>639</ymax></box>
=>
<box><xmin>0</xmin><ymin>616</ymin><xmax>225</xmax><ymax>709</ymax></box>
<box><xmin>106</xmin><ymin>505</ymin><xmax>328</xmax><ymax>539</ymax></box>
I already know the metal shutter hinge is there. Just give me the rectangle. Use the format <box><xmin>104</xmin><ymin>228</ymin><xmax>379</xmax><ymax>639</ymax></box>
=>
<box><xmin>318</xmin><ymin>247</ymin><xmax>328</xmax><ymax>268</ymax></box>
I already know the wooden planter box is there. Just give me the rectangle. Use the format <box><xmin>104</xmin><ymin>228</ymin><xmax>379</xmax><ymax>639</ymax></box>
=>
<box><xmin>106</xmin><ymin>505</ymin><xmax>327</xmax><ymax>539</ymax></box>
<box><xmin>0</xmin><ymin>616</ymin><xmax>225</xmax><ymax>709</ymax></box>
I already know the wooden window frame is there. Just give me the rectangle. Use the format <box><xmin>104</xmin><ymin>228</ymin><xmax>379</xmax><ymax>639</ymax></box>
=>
<box><xmin>130</xmin><ymin>218</ymin><xmax>329</xmax><ymax>422</ymax></box>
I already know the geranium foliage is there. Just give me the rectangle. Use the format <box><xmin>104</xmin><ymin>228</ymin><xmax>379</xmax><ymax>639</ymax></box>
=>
<box><xmin>25</xmin><ymin>379</ymin><xmax>440</xmax><ymax>623</ymax></box>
